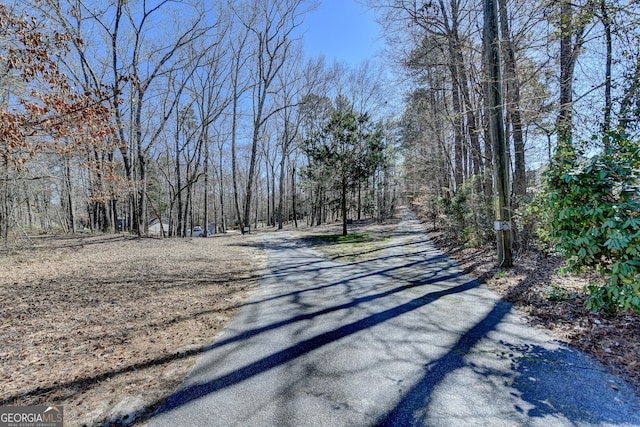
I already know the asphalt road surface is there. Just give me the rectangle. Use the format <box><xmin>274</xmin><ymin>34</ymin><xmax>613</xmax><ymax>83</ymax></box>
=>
<box><xmin>149</xmin><ymin>209</ymin><xmax>640</xmax><ymax>427</ymax></box>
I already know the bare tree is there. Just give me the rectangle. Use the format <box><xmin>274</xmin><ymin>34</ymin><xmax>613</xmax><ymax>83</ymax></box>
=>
<box><xmin>498</xmin><ymin>0</ymin><xmax>526</xmax><ymax>197</ymax></box>
<box><xmin>232</xmin><ymin>0</ymin><xmax>310</xmax><ymax>233</ymax></box>
<box><xmin>275</xmin><ymin>47</ymin><xmax>314</xmax><ymax>230</ymax></box>
<box><xmin>227</xmin><ymin>5</ymin><xmax>254</xmax><ymax>232</ymax></box>
<box><xmin>187</xmin><ymin>13</ymin><xmax>234</xmax><ymax>235</ymax></box>
<box><xmin>556</xmin><ymin>0</ymin><xmax>596</xmax><ymax>144</ymax></box>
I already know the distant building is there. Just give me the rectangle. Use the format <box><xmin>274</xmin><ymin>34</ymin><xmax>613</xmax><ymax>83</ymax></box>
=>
<box><xmin>148</xmin><ymin>219</ymin><xmax>169</xmax><ymax>236</ymax></box>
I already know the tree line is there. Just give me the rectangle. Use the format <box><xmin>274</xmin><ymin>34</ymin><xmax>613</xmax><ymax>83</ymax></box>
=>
<box><xmin>3</xmin><ymin>0</ymin><xmax>639</xmax><ymax>312</ymax></box>
<box><xmin>367</xmin><ymin>0</ymin><xmax>640</xmax><ymax>312</ymax></box>
<box><xmin>0</xmin><ymin>0</ymin><xmax>397</xmax><ymax>243</ymax></box>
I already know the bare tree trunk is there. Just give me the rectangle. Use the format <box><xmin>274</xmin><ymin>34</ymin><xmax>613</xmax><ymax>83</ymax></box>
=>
<box><xmin>278</xmin><ymin>152</ymin><xmax>287</xmax><ymax>230</ymax></box>
<box><xmin>440</xmin><ymin>1</ymin><xmax>481</xmax><ymax>186</ymax></box>
<box><xmin>271</xmin><ymin>161</ymin><xmax>276</xmax><ymax>227</ymax></box>
<box><xmin>557</xmin><ymin>0</ymin><xmax>592</xmax><ymax>144</ymax></box>
<box><xmin>243</xmin><ymin>119</ymin><xmax>261</xmax><ymax>233</ymax></box>
<box><xmin>485</xmin><ymin>0</ymin><xmax>512</xmax><ymax>267</ymax></box>
<box><xmin>341</xmin><ymin>178</ymin><xmax>348</xmax><ymax>236</ymax></box>
<box><xmin>218</xmin><ymin>144</ymin><xmax>226</xmax><ymax>233</ymax></box>
<box><xmin>63</xmin><ymin>156</ymin><xmax>76</xmax><ymax>233</ymax></box>
<box><xmin>1</xmin><ymin>164</ymin><xmax>10</xmax><ymax>247</ymax></box>
<box><xmin>601</xmin><ymin>0</ymin><xmax>612</xmax><ymax>143</ymax></box>
<box><xmin>203</xmin><ymin>135</ymin><xmax>210</xmax><ymax>237</ymax></box>
<box><xmin>449</xmin><ymin>70</ymin><xmax>465</xmax><ymax>190</ymax></box>
<box><xmin>176</xmin><ymin>116</ymin><xmax>184</xmax><ymax>237</ymax></box>
<box><xmin>481</xmin><ymin>49</ymin><xmax>495</xmax><ymax>200</ymax></box>
<box><xmin>231</xmin><ymin>99</ymin><xmax>243</xmax><ymax>231</ymax></box>
<box><xmin>291</xmin><ymin>164</ymin><xmax>298</xmax><ymax>228</ymax></box>
<box><xmin>558</xmin><ymin>0</ymin><xmax>574</xmax><ymax>144</ymax></box>
<box><xmin>498</xmin><ymin>0</ymin><xmax>526</xmax><ymax>197</ymax></box>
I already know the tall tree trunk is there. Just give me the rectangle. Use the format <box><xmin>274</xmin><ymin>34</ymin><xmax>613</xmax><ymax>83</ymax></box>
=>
<box><xmin>601</xmin><ymin>0</ymin><xmax>612</xmax><ymax>144</ymax></box>
<box><xmin>203</xmin><ymin>135</ymin><xmax>210</xmax><ymax>237</ymax></box>
<box><xmin>341</xmin><ymin>178</ymin><xmax>348</xmax><ymax>236</ymax></box>
<box><xmin>63</xmin><ymin>156</ymin><xmax>76</xmax><ymax>233</ymax></box>
<box><xmin>264</xmin><ymin>157</ymin><xmax>270</xmax><ymax>227</ymax></box>
<box><xmin>448</xmin><ymin>3</ymin><xmax>482</xmax><ymax>179</ymax></box>
<box><xmin>428</xmin><ymin>83</ymin><xmax>450</xmax><ymax>197</ymax></box>
<box><xmin>449</xmin><ymin>67</ymin><xmax>464</xmax><ymax>189</ymax></box>
<box><xmin>557</xmin><ymin>0</ymin><xmax>592</xmax><ymax>144</ymax></box>
<box><xmin>278</xmin><ymin>150</ymin><xmax>287</xmax><ymax>230</ymax></box>
<box><xmin>176</xmin><ymin>125</ymin><xmax>184</xmax><ymax>237</ymax></box>
<box><xmin>498</xmin><ymin>0</ymin><xmax>526</xmax><ymax>197</ymax></box>
<box><xmin>481</xmin><ymin>48</ymin><xmax>495</xmax><ymax>199</ymax></box>
<box><xmin>558</xmin><ymin>0</ymin><xmax>574</xmax><ymax>144</ymax></box>
<box><xmin>218</xmin><ymin>145</ymin><xmax>226</xmax><ymax>233</ymax></box>
<box><xmin>110</xmin><ymin>0</ymin><xmax>132</xmax><ymax>233</ymax></box>
<box><xmin>485</xmin><ymin>0</ymin><xmax>512</xmax><ymax>267</ymax></box>
<box><xmin>134</xmin><ymin>94</ymin><xmax>148</xmax><ymax>236</ymax></box>
<box><xmin>231</xmin><ymin>101</ymin><xmax>242</xmax><ymax>231</ymax></box>
<box><xmin>455</xmin><ymin>54</ymin><xmax>481</xmax><ymax>177</ymax></box>
<box><xmin>271</xmin><ymin>162</ymin><xmax>276</xmax><ymax>227</ymax></box>
<box><xmin>291</xmin><ymin>164</ymin><xmax>298</xmax><ymax>228</ymax></box>
<box><xmin>1</xmin><ymin>164</ymin><xmax>10</xmax><ymax>247</ymax></box>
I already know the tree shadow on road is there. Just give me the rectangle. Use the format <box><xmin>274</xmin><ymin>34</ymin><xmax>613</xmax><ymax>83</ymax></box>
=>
<box><xmin>86</xmin><ymin>226</ymin><xmax>640</xmax><ymax>426</ymax></box>
<box><xmin>151</xmin><ymin>278</ymin><xmax>480</xmax><ymax>416</ymax></box>
<box><xmin>373</xmin><ymin>303</ymin><xmax>640</xmax><ymax>427</ymax></box>
<box><xmin>373</xmin><ymin>300</ymin><xmax>512</xmax><ymax>426</ymax></box>
<box><xmin>506</xmin><ymin>343</ymin><xmax>640</xmax><ymax>425</ymax></box>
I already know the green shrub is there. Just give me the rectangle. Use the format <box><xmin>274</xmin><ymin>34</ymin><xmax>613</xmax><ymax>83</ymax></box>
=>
<box><xmin>441</xmin><ymin>176</ymin><xmax>494</xmax><ymax>246</ymax></box>
<box><xmin>512</xmin><ymin>189</ymin><xmax>555</xmax><ymax>253</ymax></box>
<box><xmin>545</xmin><ymin>132</ymin><xmax>640</xmax><ymax>313</ymax></box>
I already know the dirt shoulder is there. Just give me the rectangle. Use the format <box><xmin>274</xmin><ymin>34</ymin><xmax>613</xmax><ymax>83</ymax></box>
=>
<box><xmin>424</xmin><ymin>229</ymin><xmax>640</xmax><ymax>393</ymax></box>
<box><xmin>0</xmin><ymin>233</ymin><xmax>266</xmax><ymax>426</ymax></box>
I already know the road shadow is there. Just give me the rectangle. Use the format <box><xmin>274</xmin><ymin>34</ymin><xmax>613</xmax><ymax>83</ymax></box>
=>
<box><xmin>84</xmin><ymin>218</ymin><xmax>640</xmax><ymax>426</ymax></box>
<box><xmin>150</xmin><ymin>277</ymin><xmax>481</xmax><ymax>419</ymax></box>
<box><xmin>374</xmin><ymin>300</ymin><xmax>512</xmax><ymax>426</ymax></box>
<box><xmin>506</xmin><ymin>343</ymin><xmax>640</xmax><ymax>425</ymax></box>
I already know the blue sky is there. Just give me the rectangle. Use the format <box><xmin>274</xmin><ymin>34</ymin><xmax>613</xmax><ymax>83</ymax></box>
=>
<box><xmin>301</xmin><ymin>0</ymin><xmax>382</xmax><ymax>66</ymax></box>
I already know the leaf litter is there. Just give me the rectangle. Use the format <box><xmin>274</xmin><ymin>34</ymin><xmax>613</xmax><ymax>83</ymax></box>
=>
<box><xmin>0</xmin><ymin>233</ymin><xmax>266</xmax><ymax>426</ymax></box>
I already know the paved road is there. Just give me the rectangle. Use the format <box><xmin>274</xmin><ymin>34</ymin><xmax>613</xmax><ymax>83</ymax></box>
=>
<box><xmin>149</xmin><ymin>210</ymin><xmax>640</xmax><ymax>426</ymax></box>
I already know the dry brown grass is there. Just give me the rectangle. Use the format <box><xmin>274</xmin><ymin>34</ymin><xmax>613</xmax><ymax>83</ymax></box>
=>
<box><xmin>0</xmin><ymin>233</ymin><xmax>266</xmax><ymax>426</ymax></box>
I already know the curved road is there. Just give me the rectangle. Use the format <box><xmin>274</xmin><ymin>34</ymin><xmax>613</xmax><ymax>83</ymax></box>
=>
<box><xmin>149</xmin><ymin>209</ymin><xmax>640</xmax><ymax>426</ymax></box>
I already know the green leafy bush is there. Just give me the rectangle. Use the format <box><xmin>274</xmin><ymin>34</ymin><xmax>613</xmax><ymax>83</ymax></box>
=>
<box><xmin>512</xmin><ymin>189</ymin><xmax>555</xmax><ymax>253</ymax></box>
<box><xmin>441</xmin><ymin>177</ymin><xmax>494</xmax><ymax>246</ymax></box>
<box><xmin>545</xmin><ymin>132</ymin><xmax>640</xmax><ymax>313</ymax></box>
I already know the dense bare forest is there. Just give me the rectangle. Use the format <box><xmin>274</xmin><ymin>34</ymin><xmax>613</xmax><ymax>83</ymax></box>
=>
<box><xmin>2</xmin><ymin>0</ymin><xmax>640</xmax><ymax>312</ymax></box>
<box><xmin>1</xmin><ymin>0</ymin><xmax>397</xmax><ymax>242</ymax></box>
